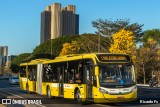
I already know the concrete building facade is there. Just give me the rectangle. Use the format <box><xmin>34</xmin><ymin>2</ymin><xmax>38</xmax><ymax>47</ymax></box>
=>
<box><xmin>0</xmin><ymin>46</ymin><xmax>8</xmax><ymax>71</ymax></box>
<box><xmin>5</xmin><ymin>55</ymin><xmax>17</xmax><ymax>69</ymax></box>
<box><xmin>40</xmin><ymin>11</ymin><xmax>51</xmax><ymax>43</ymax></box>
<box><xmin>40</xmin><ymin>3</ymin><xmax>79</xmax><ymax>43</ymax></box>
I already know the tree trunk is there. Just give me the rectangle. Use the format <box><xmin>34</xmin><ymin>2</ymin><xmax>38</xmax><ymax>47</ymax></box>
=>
<box><xmin>158</xmin><ymin>68</ymin><xmax>160</xmax><ymax>84</ymax></box>
<box><xmin>143</xmin><ymin>64</ymin><xmax>146</xmax><ymax>84</ymax></box>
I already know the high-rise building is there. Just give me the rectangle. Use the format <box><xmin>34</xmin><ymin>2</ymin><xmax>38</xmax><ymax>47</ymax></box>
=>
<box><xmin>40</xmin><ymin>3</ymin><xmax>79</xmax><ymax>43</ymax></box>
<box><xmin>0</xmin><ymin>46</ymin><xmax>8</xmax><ymax>71</ymax></box>
<box><xmin>5</xmin><ymin>55</ymin><xmax>17</xmax><ymax>69</ymax></box>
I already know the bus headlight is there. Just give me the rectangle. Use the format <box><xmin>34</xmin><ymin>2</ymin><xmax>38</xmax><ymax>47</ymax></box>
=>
<box><xmin>131</xmin><ymin>86</ymin><xmax>137</xmax><ymax>92</ymax></box>
<box><xmin>99</xmin><ymin>88</ymin><xmax>109</xmax><ymax>94</ymax></box>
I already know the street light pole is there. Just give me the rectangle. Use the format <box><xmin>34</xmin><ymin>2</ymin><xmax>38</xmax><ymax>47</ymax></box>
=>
<box><xmin>98</xmin><ymin>34</ymin><xmax>100</xmax><ymax>53</ymax></box>
<box><xmin>51</xmin><ymin>39</ymin><xmax>52</xmax><ymax>59</ymax></box>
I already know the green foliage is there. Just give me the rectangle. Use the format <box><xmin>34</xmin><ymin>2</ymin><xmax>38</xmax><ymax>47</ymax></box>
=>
<box><xmin>136</xmin><ymin>29</ymin><xmax>160</xmax><ymax>83</ymax></box>
<box><xmin>10</xmin><ymin>53</ymin><xmax>31</xmax><ymax>73</ymax></box>
<box><xmin>32</xmin><ymin>35</ymin><xmax>79</xmax><ymax>59</ymax></box>
<box><xmin>59</xmin><ymin>33</ymin><xmax>110</xmax><ymax>56</ymax></box>
<box><xmin>78</xmin><ymin>33</ymin><xmax>111</xmax><ymax>53</ymax></box>
<box><xmin>142</xmin><ymin>29</ymin><xmax>160</xmax><ymax>45</ymax></box>
<box><xmin>136</xmin><ymin>38</ymin><xmax>159</xmax><ymax>84</ymax></box>
<box><xmin>92</xmin><ymin>18</ymin><xmax>144</xmax><ymax>42</ymax></box>
<box><xmin>30</xmin><ymin>34</ymin><xmax>111</xmax><ymax>60</ymax></box>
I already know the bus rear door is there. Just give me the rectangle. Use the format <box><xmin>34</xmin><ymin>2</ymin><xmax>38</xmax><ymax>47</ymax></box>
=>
<box><xmin>57</xmin><ymin>66</ymin><xmax>64</xmax><ymax>97</ymax></box>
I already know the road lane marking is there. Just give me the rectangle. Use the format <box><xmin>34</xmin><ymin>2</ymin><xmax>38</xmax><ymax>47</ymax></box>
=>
<box><xmin>0</xmin><ymin>88</ymin><xmax>46</xmax><ymax>107</ymax></box>
<box><xmin>95</xmin><ymin>104</ymin><xmax>113</xmax><ymax>107</ymax></box>
<box><xmin>0</xmin><ymin>88</ymin><xmax>23</xmax><ymax>98</ymax></box>
<box><xmin>0</xmin><ymin>87</ymin><xmax>20</xmax><ymax>89</ymax></box>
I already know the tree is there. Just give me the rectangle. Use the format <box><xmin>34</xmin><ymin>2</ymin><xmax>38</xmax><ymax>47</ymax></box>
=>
<box><xmin>10</xmin><ymin>53</ymin><xmax>31</xmax><ymax>73</ymax></box>
<box><xmin>109</xmin><ymin>29</ymin><xmax>136</xmax><ymax>62</ymax></box>
<box><xmin>136</xmin><ymin>38</ymin><xmax>160</xmax><ymax>84</ymax></box>
<box><xmin>78</xmin><ymin>34</ymin><xmax>110</xmax><ymax>53</ymax></box>
<box><xmin>92</xmin><ymin>18</ymin><xmax>144</xmax><ymax>42</ymax></box>
<box><xmin>59</xmin><ymin>34</ymin><xmax>111</xmax><ymax>56</ymax></box>
<box><xmin>59</xmin><ymin>41</ymin><xmax>80</xmax><ymax>56</ymax></box>
<box><xmin>142</xmin><ymin>29</ymin><xmax>160</xmax><ymax>44</ymax></box>
<box><xmin>25</xmin><ymin>34</ymin><xmax>111</xmax><ymax>61</ymax></box>
<box><xmin>31</xmin><ymin>35</ymin><xmax>79</xmax><ymax>60</ymax></box>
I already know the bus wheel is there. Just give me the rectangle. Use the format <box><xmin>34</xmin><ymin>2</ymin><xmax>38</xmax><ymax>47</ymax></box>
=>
<box><xmin>26</xmin><ymin>84</ymin><xmax>30</xmax><ymax>94</ymax></box>
<box><xmin>47</xmin><ymin>87</ymin><xmax>52</xmax><ymax>98</ymax></box>
<box><xmin>75</xmin><ymin>90</ymin><xmax>82</xmax><ymax>103</ymax></box>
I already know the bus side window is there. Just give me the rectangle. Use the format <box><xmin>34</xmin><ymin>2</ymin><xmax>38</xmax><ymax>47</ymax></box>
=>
<box><xmin>43</xmin><ymin>64</ymin><xmax>51</xmax><ymax>82</ymax></box>
<box><xmin>75</xmin><ymin>73</ymin><xmax>81</xmax><ymax>83</ymax></box>
<box><xmin>67</xmin><ymin>61</ymin><xmax>75</xmax><ymax>83</ymax></box>
<box><xmin>45</xmin><ymin>64</ymin><xmax>55</xmax><ymax>82</ymax></box>
<box><xmin>52</xmin><ymin>64</ymin><xmax>57</xmax><ymax>82</ymax></box>
<box><xmin>28</xmin><ymin>65</ymin><xmax>36</xmax><ymax>81</ymax></box>
<box><xmin>28</xmin><ymin>66</ymin><xmax>32</xmax><ymax>80</ymax></box>
<box><xmin>32</xmin><ymin>66</ymin><xmax>37</xmax><ymax>81</ymax></box>
<box><xmin>20</xmin><ymin>66</ymin><xmax>26</xmax><ymax>77</ymax></box>
<box><xmin>75</xmin><ymin>60</ymin><xmax>83</xmax><ymax>84</ymax></box>
<box><xmin>63</xmin><ymin>62</ymin><xmax>68</xmax><ymax>83</ymax></box>
<box><xmin>69</xmin><ymin>69</ymin><xmax>74</xmax><ymax>83</ymax></box>
<box><xmin>42</xmin><ymin>63</ymin><xmax>57</xmax><ymax>83</ymax></box>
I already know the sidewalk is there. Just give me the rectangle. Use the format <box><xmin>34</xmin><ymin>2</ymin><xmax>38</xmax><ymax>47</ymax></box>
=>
<box><xmin>0</xmin><ymin>104</ymin><xmax>6</xmax><ymax>107</ymax></box>
<box><xmin>137</xmin><ymin>84</ymin><xmax>149</xmax><ymax>86</ymax></box>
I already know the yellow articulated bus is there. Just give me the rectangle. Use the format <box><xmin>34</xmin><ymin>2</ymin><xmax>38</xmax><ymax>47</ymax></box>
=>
<box><xmin>19</xmin><ymin>53</ymin><xmax>137</xmax><ymax>103</ymax></box>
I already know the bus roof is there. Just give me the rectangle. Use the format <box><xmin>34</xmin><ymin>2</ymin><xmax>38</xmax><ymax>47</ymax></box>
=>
<box><xmin>20</xmin><ymin>53</ymin><xmax>131</xmax><ymax>66</ymax></box>
<box><xmin>54</xmin><ymin>53</ymin><xmax>130</xmax><ymax>60</ymax></box>
<box><xmin>43</xmin><ymin>53</ymin><xmax>130</xmax><ymax>64</ymax></box>
<box><xmin>20</xmin><ymin>63</ymin><xmax>28</xmax><ymax>66</ymax></box>
<box><xmin>20</xmin><ymin>59</ymin><xmax>50</xmax><ymax>66</ymax></box>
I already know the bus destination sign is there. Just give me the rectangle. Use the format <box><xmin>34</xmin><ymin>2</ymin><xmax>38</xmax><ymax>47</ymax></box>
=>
<box><xmin>97</xmin><ymin>55</ymin><xmax>130</xmax><ymax>62</ymax></box>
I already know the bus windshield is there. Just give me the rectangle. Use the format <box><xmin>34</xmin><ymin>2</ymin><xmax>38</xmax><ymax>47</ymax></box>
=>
<box><xmin>99</xmin><ymin>64</ymin><xmax>135</xmax><ymax>88</ymax></box>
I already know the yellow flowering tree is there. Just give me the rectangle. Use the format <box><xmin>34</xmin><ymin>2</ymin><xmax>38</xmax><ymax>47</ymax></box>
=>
<box><xmin>59</xmin><ymin>41</ymin><xmax>80</xmax><ymax>56</ymax></box>
<box><xmin>136</xmin><ymin>38</ymin><xmax>160</xmax><ymax>84</ymax></box>
<box><xmin>109</xmin><ymin>29</ymin><xmax>136</xmax><ymax>62</ymax></box>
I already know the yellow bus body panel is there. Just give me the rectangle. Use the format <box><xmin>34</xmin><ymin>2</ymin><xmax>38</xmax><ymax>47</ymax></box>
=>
<box><xmin>19</xmin><ymin>77</ymin><xmax>27</xmax><ymax>90</ymax></box>
<box><xmin>93</xmin><ymin>86</ymin><xmax>137</xmax><ymax>103</ymax></box>
<box><xmin>41</xmin><ymin>82</ymin><xmax>59</xmax><ymax>96</ymax></box>
<box><xmin>63</xmin><ymin>84</ymin><xmax>76</xmax><ymax>99</ymax></box>
<box><xmin>27</xmin><ymin>80</ymin><xmax>36</xmax><ymax>92</ymax></box>
<box><xmin>41</xmin><ymin>82</ymin><xmax>48</xmax><ymax>95</ymax></box>
<box><xmin>63</xmin><ymin>84</ymin><xmax>86</xmax><ymax>99</ymax></box>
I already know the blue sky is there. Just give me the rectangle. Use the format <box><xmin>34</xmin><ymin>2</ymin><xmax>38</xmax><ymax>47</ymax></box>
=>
<box><xmin>0</xmin><ymin>0</ymin><xmax>160</xmax><ymax>55</ymax></box>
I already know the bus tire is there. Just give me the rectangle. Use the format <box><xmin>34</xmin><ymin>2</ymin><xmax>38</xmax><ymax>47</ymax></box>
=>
<box><xmin>75</xmin><ymin>89</ymin><xmax>83</xmax><ymax>103</ymax></box>
<box><xmin>26</xmin><ymin>84</ymin><xmax>31</xmax><ymax>94</ymax></box>
<box><xmin>47</xmin><ymin>86</ymin><xmax>52</xmax><ymax>98</ymax></box>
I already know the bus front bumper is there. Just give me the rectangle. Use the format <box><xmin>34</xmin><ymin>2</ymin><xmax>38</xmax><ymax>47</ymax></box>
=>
<box><xmin>94</xmin><ymin>91</ymin><xmax>137</xmax><ymax>103</ymax></box>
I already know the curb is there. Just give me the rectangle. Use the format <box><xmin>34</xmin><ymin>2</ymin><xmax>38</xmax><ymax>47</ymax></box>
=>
<box><xmin>137</xmin><ymin>84</ymin><xmax>149</xmax><ymax>86</ymax></box>
<box><xmin>0</xmin><ymin>104</ymin><xmax>6</xmax><ymax>107</ymax></box>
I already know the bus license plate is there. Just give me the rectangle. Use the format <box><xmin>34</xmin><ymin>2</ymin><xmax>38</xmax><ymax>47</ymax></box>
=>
<box><xmin>117</xmin><ymin>96</ymin><xmax>124</xmax><ymax>100</ymax></box>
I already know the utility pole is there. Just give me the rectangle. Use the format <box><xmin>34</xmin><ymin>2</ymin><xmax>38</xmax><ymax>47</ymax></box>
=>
<box><xmin>98</xmin><ymin>34</ymin><xmax>100</xmax><ymax>53</ymax></box>
<box><xmin>51</xmin><ymin>39</ymin><xmax>52</xmax><ymax>59</ymax></box>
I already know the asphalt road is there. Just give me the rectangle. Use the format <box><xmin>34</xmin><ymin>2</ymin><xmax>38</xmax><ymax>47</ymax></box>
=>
<box><xmin>0</xmin><ymin>79</ymin><xmax>160</xmax><ymax>107</ymax></box>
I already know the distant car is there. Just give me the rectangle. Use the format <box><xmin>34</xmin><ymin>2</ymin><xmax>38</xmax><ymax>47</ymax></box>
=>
<box><xmin>9</xmin><ymin>76</ymin><xmax>19</xmax><ymax>84</ymax></box>
<box><xmin>0</xmin><ymin>75</ymin><xmax>9</xmax><ymax>79</ymax></box>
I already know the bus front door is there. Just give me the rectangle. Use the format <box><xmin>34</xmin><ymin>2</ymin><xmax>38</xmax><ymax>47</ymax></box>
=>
<box><xmin>57</xmin><ymin>67</ymin><xmax>64</xmax><ymax>96</ymax></box>
<box><xmin>84</xmin><ymin>65</ymin><xmax>93</xmax><ymax>100</ymax></box>
<box><xmin>33</xmin><ymin>70</ymin><xmax>37</xmax><ymax>92</ymax></box>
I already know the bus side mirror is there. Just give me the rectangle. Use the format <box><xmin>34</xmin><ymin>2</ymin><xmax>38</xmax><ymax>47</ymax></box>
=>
<box><xmin>95</xmin><ymin>66</ymin><xmax>99</xmax><ymax>75</ymax></box>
